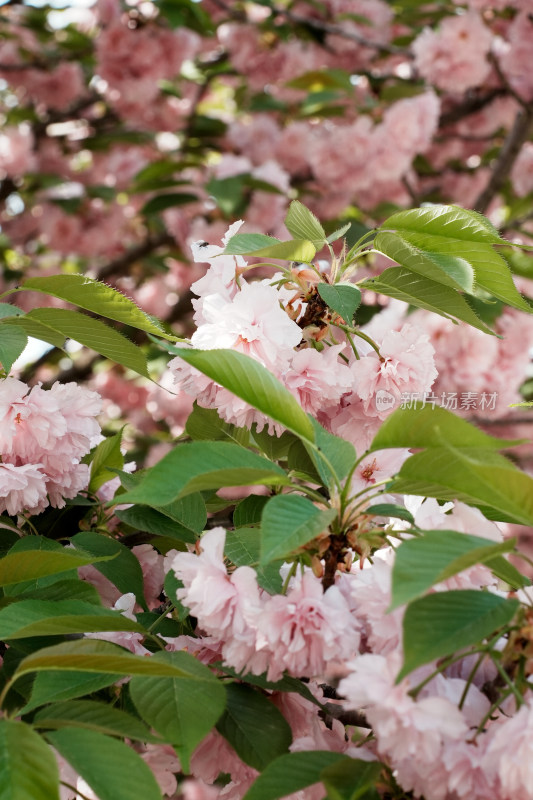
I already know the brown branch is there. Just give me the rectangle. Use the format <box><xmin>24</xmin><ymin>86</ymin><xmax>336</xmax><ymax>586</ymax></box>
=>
<box><xmin>488</xmin><ymin>52</ymin><xmax>529</xmax><ymax>109</ymax></box>
<box><xmin>280</xmin><ymin>9</ymin><xmax>411</xmax><ymax>57</ymax></box>
<box><xmin>320</xmin><ymin>702</ymin><xmax>370</xmax><ymax>729</ymax></box>
<box><xmin>95</xmin><ymin>232</ymin><xmax>175</xmax><ymax>281</ymax></box>
<box><xmin>0</xmin><ymin>177</ymin><xmax>16</xmax><ymax>205</ymax></box>
<box><xmin>474</xmin><ymin>104</ymin><xmax>533</xmax><ymax>213</ymax></box>
<box><xmin>41</xmin><ymin>353</ymin><xmax>101</xmax><ymax>390</ymax></box>
<box><xmin>401</xmin><ymin>175</ymin><xmax>419</xmax><ymax>206</ymax></box>
<box><xmin>0</xmin><ymin>62</ymin><xmax>39</xmax><ymax>71</ymax></box>
<box><xmin>207</xmin><ymin>0</ymin><xmax>408</xmax><ymax>56</ymax></box>
<box><xmin>438</xmin><ymin>88</ymin><xmax>507</xmax><ymax>128</ymax></box>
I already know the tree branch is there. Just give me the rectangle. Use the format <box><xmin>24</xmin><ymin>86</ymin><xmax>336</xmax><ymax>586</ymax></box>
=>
<box><xmin>320</xmin><ymin>701</ymin><xmax>370</xmax><ymax>729</ymax></box>
<box><xmin>207</xmin><ymin>0</ymin><xmax>409</xmax><ymax>56</ymax></box>
<box><xmin>279</xmin><ymin>8</ymin><xmax>411</xmax><ymax>57</ymax></box>
<box><xmin>95</xmin><ymin>232</ymin><xmax>175</xmax><ymax>281</ymax></box>
<box><xmin>438</xmin><ymin>88</ymin><xmax>507</xmax><ymax>128</ymax></box>
<box><xmin>474</xmin><ymin>104</ymin><xmax>533</xmax><ymax>213</ymax></box>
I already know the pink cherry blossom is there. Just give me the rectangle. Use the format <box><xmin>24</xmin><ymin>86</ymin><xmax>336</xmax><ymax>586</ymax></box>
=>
<box><xmin>511</xmin><ymin>143</ymin><xmax>533</xmax><ymax>198</ymax></box>
<box><xmin>190</xmin><ymin>281</ymin><xmax>303</xmax><ymax>372</ymax></box>
<box><xmin>0</xmin><ymin>378</ymin><xmax>101</xmax><ymax>514</ymax></box>
<box><xmin>172</xmin><ymin>528</ymin><xmax>269</xmax><ymax>675</ymax></box>
<box><xmin>181</xmin><ymin>780</ymin><xmax>221</xmax><ymax>800</ymax></box>
<box><xmin>340</xmin><ymin>651</ymin><xmax>468</xmax><ymax>779</ymax></box>
<box><xmin>0</xmin><ymin>462</ymin><xmax>48</xmax><ymax>516</ymax></box>
<box><xmin>343</xmin><ymin>548</ymin><xmax>404</xmax><ymax>655</ymax></box>
<box><xmin>350</xmin><ymin>323</ymin><xmax>437</xmax><ymax>418</ymax></box>
<box><xmin>499</xmin><ymin>11</ymin><xmax>533</xmax><ymax>103</ymax></box>
<box><xmin>350</xmin><ymin>448</ymin><xmax>410</xmax><ymax>496</ymax></box>
<box><xmin>283</xmin><ymin>344</ymin><xmax>353</xmax><ymax>415</ymax></box>
<box><xmin>412</xmin><ymin>12</ymin><xmax>492</xmax><ymax>94</ymax></box>
<box><xmin>132</xmin><ymin>544</ymin><xmax>165</xmax><ymax>610</ymax></box>
<box><xmin>138</xmin><ymin>744</ymin><xmax>180</xmax><ymax>797</ymax></box>
<box><xmin>257</xmin><ymin>571</ymin><xmax>360</xmax><ymax>681</ymax></box>
<box><xmin>485</xmin><ymin>697</ymin><xmax>533</xmax><ymax>800</ymax></box>
<box><xmin>0</xmin><ymin>126</ymin><xmax>35</xmax><ymax>179</ymax></box>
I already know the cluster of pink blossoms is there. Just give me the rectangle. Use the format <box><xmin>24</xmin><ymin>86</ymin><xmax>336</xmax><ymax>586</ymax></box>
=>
<box><xmin>169</xmin><ymin>498</ymin><xmax>533</xmax><ymax>800</ymax></box>
<box><xmin>0</xmin><ymin>378</ymin><xmax>102</xmax><ymax>516</ymax></box>
<box><xmin>168</xmin><ymin>224</ymin><xmax>437</xmax><ymax>456</ymax></box>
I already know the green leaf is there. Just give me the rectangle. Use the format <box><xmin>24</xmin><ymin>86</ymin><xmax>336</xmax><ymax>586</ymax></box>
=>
<box><xmin>370</xmin><ymin>403</ymin><xmax>520</xmax><ymax>451</ymax></box>
<box><xmin>158</xmin><ymin>493</ymin><xmax>207</xmax><ymax>534</ymax></box>
<box><xmin>0</xmin><ymin>599</ymin><xmax>145</xmax><ymax>639</ymax></box>
<box><xmin>390</xmin><ymin>530</ymin><xmax>516</xmax><ymax>610</ymax></box>
<box><xmin>390</xmin><ymin>445</ymin><xmax>533</xmax><ymax>526</ymax></box>
<box><xmin>243</xmin><ymin>751</ymin><xmax>349</xmax><ymax>800</ymax></box>
<box><xmin>321</xmin><ymin>759</ymin><xmax>383</xmax><ymax>800</ymax></box>
<box><xmin>399</xmin><ymin>590</ymin><xmax>519</xmax><ymax>681</ymax></box>
<box><xmin>317</xmin><ymin>283</ymin><xmax>362</xmax><ymax>324</ymax></box>
<box><xmin>0</xmin><ymin>303</ymin><xmax>23</xmax><ymax>320</ymax></box>
<box><xmin>14</xmin><ymin>639</ymin><xmax>206</xmax><ymax>681</ymax></box>
<box><xmin>115</xmin><ymin>505</ymin><xmax>198</xmax><ymax>544</ymax></box>
<box><xmin>0</xmin><ymin>719</ymin><xmax>60</xmax><ymax>800</ymax></box>
<box><xmin>0</xmin><ymin>548</ymin><xmax>114</xmax><ymax>588</ymax></box>
<box><xmin>22</xmin><ymin>308</ymin><xmax>150</xmax><ymax>378</ymax></box>
<box><xmin>365</xmin><ymin>504</ymin><xmax>414</xmax><ymax>523</ymax></box>
<box><xmin>285</xmin><ymin>201</ymin><xmax>326</xmax><ymax>243</ymax></box>
<box><xmin>15</xmin><ymin>579</ymin><xmax>102</xmax><ymax>605</ymax></box>
<box><xmin>378</xmin><ymin>205</ymin><xmax>529</xmax><ymax>312</ymax></box>
<box><xmin>130</xmin><ymin>651</ymin><xmax>226</xmax><ymax>771</ymax></box>
<box><xmin>207</xmin><ymin>176</ymin><xmax>247</xmax><ymax>216</ymax></box>
<box><xmin>216</xmin><ymin>683</ymin><xmax>292</xmax><ymax>771</ymax></box>
<box><xmin>360</xmin><ymin>267</ymin><xmax>495</xmax><ymax>334</ymax></box>
<box><xmin>225</xmin><ymin>527</ymin><xmax>261</xmax><ymax>566</ymax></box>
<box><xmin>142</xmin><ymin>192</ymin><xmax>198</xmax><ymax>215</ymax></box>
<box><xmin>224</xmin><ymin>528</ymin><xmax>283</xmax><ymax>593</ymax></box>
<box><xmin>71</xmin><ymin>532</ymin><xmax>147</xmax><ymax>611</ymax></box>
<box><xmin>33</xmin><ymin>700</ymin><xmax>159</xmax><ymax>742</ymax></box>
<box><xmin>223</xmin><ymin>234</ymin><xmax>282</xmax><ymax>253</ymax></box>
<box><xmin>115</xmin><ymin>441</ymin><xmax>289</xmax><ymax>508</ymax></box>
<box><xmin>485</xmin><ymin>555</ymin><xmax>529</xmax><ymax>589</ymax></box>
<box><xmin>374</xmin><ymin>231</ymin><xmax>475</xmax><ymax>292</ymax></box>
<box><xmin>22</xmin><ymin>671</ymin><xmax>118</xmax><ymax>713</ymax></box>
<box><xmin>307</xmin><ymin>417</ymin><xmax>356</xmax><ymax>486</ymax></box>
<box><xmin>224</xmin><ymin>234</ymin><xmax>316</xmax><ymax>262</ymax></box>
<box><xmin>88</xmin><ymin>430</ymin><xmax>125</xmax><ymax>492</ymax></box>
<box><xmin>251</xmin><ymin>429</ymin><xmax>296</xmax><ymax>462</ymax></box>
<box><xmin>233</xmin><ymin>495</ymin><xmax>270</xmax><ymax>527</ymax></box>
<box><xmin>19</xmin><ymin>274</ymin><xmax>170</xmax><ymax>339</ymax></box>
<box><xmin>185</xmin><ymin>403</ymin><xmax>248</xmax><ymax>443</ymax></box>
<box><xmin>3</xmin><ymin>316</ymin><xmax>65</xmax><ymax>349</ymax></box>
<box><xmin>260</xmin><ymin>494</ymin><xmax>336</xmax><ymax>564</ymax></box>
<box><xmin>47</xmin><ymin>729</ymin><xmax>162</xmax><ymax>800</ymax></box>
<box><xmin>397</xmin><ymin>231</ymin><xmax>531</xmax><ymax>313</ymax></box>
<box><xmin>381</xmin><ymin>205</ymin><xmax>503</xmax><ymax>243</ymax></box>
<box><xmin>326</xmin><ymin>223</ymin><xmax>351</xmax><ymax>244</ymax></box>
<box><xmin>287</xmin><ymin>439</ymin><xmax>322</xmax><ymax>484</ymax></box>
<box><xmin>0</xmin><ymin>325</ymin><xmax>27</xmax><ymax>373</ymax></box>
<box><xmin>171</xmin><ymin>349</ymin><xmax>314</xmax><ymax>442</ymax></box>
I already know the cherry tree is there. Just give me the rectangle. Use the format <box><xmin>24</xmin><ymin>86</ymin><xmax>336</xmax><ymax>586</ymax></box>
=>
<box><xmin>0</xmin><ymin>1</ymin><xmax>533</xmax><ymax>799</ymax></box>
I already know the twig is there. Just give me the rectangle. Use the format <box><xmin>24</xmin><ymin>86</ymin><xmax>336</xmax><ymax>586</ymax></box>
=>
<box><xmin>439</xmin><ymin>88</ymin><xmax>507</xmax><ymax>128</ymax></box>
<box><xmin>208</xmin><ymin>0</ymin><xmax>409</xmax><ymax>56</ymax></box>
<box><xmin>488</xmin><ymin>51</ymin><xmax>529</xmax><ymax>109</ymax></box>
<box><xmin>280</xmin><ymin>9</ymin><xmax>411</xmax><ymax>57</ymax></box>
<box><xmin>320</xmin><ymin>701</ymin><xmax>370</xmax><ymax>729</ymax></box>
<box><xmin>95</xmin><ymin>232</ymin><xmax>175</xmax><ymax>280</ymax></box>
<box><xmin>401</xmin><ymin>175</ymin><xmax>419</xmax><ymax>206</ymax></box>
<box><xmin>474</xmin><ymin>104</ymin><xmax>533</xmax><ymax>213</ymax></box>
<box><xmin>41</xmin><ymin>353</ymin><xmax>100</xmax><ymax>390</ymax></box>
